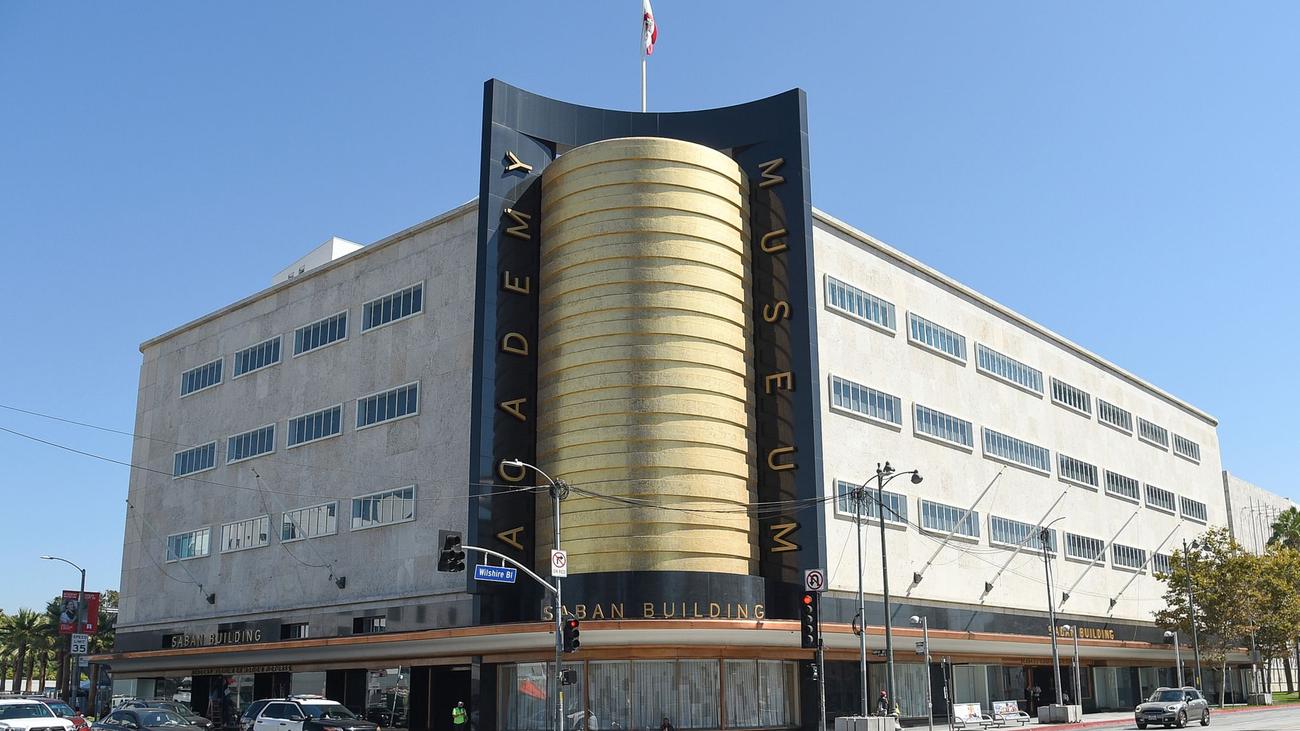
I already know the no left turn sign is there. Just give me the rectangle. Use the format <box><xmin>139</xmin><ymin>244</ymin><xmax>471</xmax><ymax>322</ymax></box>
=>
<box><xmin>804</xmin><ymin>568</ymin><xmax>826</xmax><ymax>592</ymax></box>
<box><xmin>551</xmin><ymin>549</ymin><xmax>568</xmax><ymax>578</ymax></box>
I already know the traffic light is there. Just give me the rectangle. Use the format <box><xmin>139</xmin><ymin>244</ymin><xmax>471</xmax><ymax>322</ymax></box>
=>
<box><xmin>806</xmin><ymin>660</ymin><xmax>820</xmax><ymax>681</ymax></box>
<box><xmin>800</xmin><ymin>591</ymin><xmax>820</xmax><ymax>649</ymax></box>
<box><xmin>437</xmin><ymin>530</ymin><xmax>465</xmax><ymax>572</ymax></box>
<box><xmin>562</xmin><ymin>617</ymin><xmax>581</xmax><ymax>653</ymax></box>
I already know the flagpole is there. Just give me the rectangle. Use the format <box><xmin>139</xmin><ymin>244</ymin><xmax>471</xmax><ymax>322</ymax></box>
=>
<box><xmin>641</xmin><ymin>54</ymin><xmax>647</xmax><ymax>112</ymax></box>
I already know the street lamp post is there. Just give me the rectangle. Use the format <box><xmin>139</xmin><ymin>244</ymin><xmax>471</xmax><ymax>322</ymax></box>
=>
<box><xmin>1183</xmin><ymin>539</ymin><xmax>1204</xmax><ymax>687</ymax></box>
<box><xmin>503</xmin><ymin>460</ymin><xmax>568</xmax><ymax>731</ymax></box>
<box><xmin>1165</xmin><ymin>631</ymin><xmax>1184</xmax><ymax>687</ymax></box>
<box><xmin>1061</xmin><ymin>625</ymin><xmax>1081</xmax><ymax>706</ymax></box>
<box><xmin>911</xmin><ymin>615</ymin><xmax>934</xmax><ymax>731</ymax></box>
<box><xmin>1038</xmin><ymin>520</ymin><xmax>1065</xmax><ymax>709</ymax></box>
<box><xmin>41</xmin><ymin>555</ymin><xmax>86</xmax><ymax>705</ymax></box>
<box><xmin>852</xmin><ymin>462</ymin><xmax>921</xmax><ymax>718</ymax></box>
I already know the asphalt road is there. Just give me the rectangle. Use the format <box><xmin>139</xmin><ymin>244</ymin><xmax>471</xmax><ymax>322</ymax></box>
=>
<box><xmin>1090</xmin><ymin>706</ymin><xmax>1300</xmax><ymax>730</ymax></box>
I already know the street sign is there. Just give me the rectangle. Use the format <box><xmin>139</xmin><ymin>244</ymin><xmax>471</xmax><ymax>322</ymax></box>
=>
<box><xmin>550</xmin><ymin>549</ymin><xmax>568</xmax><ymax>578</ymax></box>
<box><xmin>915</xmin><ymin>640</ymin><xmax>927</xmax><ymax>656</ymax></box>
<box><xmin>71</xmin><ymin>633</ymin><xmax>89</xmax><ymax>655</ymax></box>
<box><xmin>474</xmin><ymin>564</ymin><xmax>518</xmax><ymax>584</ymax></box>
<box><xmin>79</xmin><ymin>656</ymin><xmax>89</xmax><ymax>667</ymax></box>
<box><xmin>803</xmin><ymin>568</ymin><xmax>826</xmax><ymax>593</ymax></box>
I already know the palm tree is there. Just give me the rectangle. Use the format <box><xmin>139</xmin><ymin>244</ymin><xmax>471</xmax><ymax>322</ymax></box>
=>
<box><xmin>1269</xmin><ymin>507</ymin><xmax>1300</xmax><ymax>550</ymax></box>
<box><xmin>0</xmin><ymin>609</ymin><xmax>44</xmax><ymax>693</ymax></box>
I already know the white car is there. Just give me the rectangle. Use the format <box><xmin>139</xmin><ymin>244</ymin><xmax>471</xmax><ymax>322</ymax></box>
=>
<box><xmin>240</xmin><ymin>696</ymin><xmax>378</xmax><ymax>731</ymax></box>
<box><xmin>0</xmin><ymin>699</ymin><xmax>77</xmax><ymax>731</ymax></box>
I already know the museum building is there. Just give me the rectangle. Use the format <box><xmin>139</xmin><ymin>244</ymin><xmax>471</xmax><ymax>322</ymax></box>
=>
<box><xmin>99</xmin><ymin>82</ymin><xmax>1264</xmax><ymax>730</ymax></box>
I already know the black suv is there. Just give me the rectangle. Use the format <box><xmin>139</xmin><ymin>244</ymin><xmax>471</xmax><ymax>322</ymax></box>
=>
<box><xmin>241</xmin><ymin>697</ymin><xmax>379</xmax><ymax>731</ymax></box>
<box><xmin>1135</xmin><ymin>687</ymin><xmax>1210</xmax><ymax>729</ymax></box>
<box><xmin>119</xmin><ymin>702</ymin><xmax>211</xmax><ymax>731</ymax></box>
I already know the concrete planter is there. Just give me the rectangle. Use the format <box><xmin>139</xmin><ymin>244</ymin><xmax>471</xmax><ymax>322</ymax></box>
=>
<box><xmin>834</xmin><ymin>716</ymin><xmax>899</xmax><ymax>731</ymax></box>
<box><xmin>1036</xmin><ymin>704</ymin><xmax>1083</xmax><ymax>723</ymax></box>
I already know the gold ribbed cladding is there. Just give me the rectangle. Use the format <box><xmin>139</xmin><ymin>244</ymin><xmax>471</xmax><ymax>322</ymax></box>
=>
<box><xmin>537</xmin><ymin>137</ymin><xmax>755</xmax><ymax>575</ymax></box>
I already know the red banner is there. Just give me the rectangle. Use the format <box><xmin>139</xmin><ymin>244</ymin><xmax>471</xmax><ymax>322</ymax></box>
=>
<box><xmin>58</xmin><ymin>590</ymin><xmax>100</xmax><ymax>634</ymax></box>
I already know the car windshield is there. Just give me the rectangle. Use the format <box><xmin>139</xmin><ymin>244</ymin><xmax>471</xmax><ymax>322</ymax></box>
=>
<box><xmin>47</xmin><ymin>702</ymin><xmax>77</xmax><ymax>716</ymax></box>
<box><xmin>0</xmin><ymin>704</ymin><xmax>56</xmax><ymax>719</ymax></box>
<box><xmin>154</xmin><ymin>704</ymin><xmax>188</xmax><ymax>715</ymax></box>
<box><xmin>138</xmin><ymin>711</ymin><xmax>190</xmax><ymax>727</ymax></box>
<box><xmin>1150</xmin><ymin>690</ymin><xmax>1186</xmax><ymax>702</ymax></box>
<box><xmin>303</xmin><ymin>704</ymin><xmax>357</xmax><ymax>720</ymax></box>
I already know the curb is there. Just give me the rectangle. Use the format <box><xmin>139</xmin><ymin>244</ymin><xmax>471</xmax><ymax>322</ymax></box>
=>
<box><xmin>1039</xmin><ymin>702</ymin><xmax>1294</xmax><ymax>729</ymax></box>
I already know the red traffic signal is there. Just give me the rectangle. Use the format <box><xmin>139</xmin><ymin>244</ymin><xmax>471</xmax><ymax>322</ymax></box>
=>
<box><xmin>562</xmin><ymin>617</ymin><xmax>581</xmax><ymax>653</ymax></box>
<box><xmin>800</xmin><ymin>592</ymin><xmax>820</xmax><ymax>649</ymax></box>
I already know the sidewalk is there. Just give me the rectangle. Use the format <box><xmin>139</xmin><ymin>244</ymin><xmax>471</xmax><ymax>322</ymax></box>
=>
<box><xmin>898</xmin><ymin>703</ymin><xmax>1291</xmax><ymax>730</ymax></box>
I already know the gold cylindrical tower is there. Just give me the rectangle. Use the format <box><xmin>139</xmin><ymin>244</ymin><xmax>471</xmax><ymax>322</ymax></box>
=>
<box><xmin>537</xmin><ymin>136</ymin><xmax>754</xmax><ymax>575</ymax></box>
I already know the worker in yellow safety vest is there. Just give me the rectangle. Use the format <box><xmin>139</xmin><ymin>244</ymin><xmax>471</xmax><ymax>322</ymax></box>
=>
<box><xmin>452</xmin><ymin>701</ymin><xmax>468</xmax><ymax>726</ymax></box>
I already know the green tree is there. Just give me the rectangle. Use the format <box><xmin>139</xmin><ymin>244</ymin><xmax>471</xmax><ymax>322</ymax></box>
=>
<box><xmin>1268</xmin><ymin>507</ymin><xmax>1300</xmax><ymax>551</ymax></box>
<box><xmin>1154</xmin><ymin>527</ymin><xmax>1256</xmax><ymax>706</ymax></box>
<box><xmin>0</xmin><ymin>609</ymin><xmax>45</xmax><ymax>693</ymax></box>
<box><xmin>1250</xmin><ymin>547</ymin><xmax>1300</xmax><ymax>694</ymax></box>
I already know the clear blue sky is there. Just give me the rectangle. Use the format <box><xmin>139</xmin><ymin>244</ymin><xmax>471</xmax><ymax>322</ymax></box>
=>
<box><xmin>2</xmin><ymin>2</ymin><xmax>1296</xmax><ymax>614</ymax></box>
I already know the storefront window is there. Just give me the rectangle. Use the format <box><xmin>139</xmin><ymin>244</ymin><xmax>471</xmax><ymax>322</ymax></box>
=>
<box><xmin>363</xmin><ymin>668</ymin><xmax>409</xmax><ymax>729</ymax></box>
<box><xmin>724</xmin><ymin>659</ymin><xmax>796</xmax><ymax>728</ymax></box>
<box><xmin>291</xmin><ymin>672</ymin><xmax>327</xmax><ymax>697</ymax></box>
<box><xmin>497</xmin><ymin>662</ymin><xmax>584</xmax><ymax>731</ymax></box>
<box><xmin>588</xmin><ymin>662</ymin><xmax>631</xmax><ymax>730</ymax></box>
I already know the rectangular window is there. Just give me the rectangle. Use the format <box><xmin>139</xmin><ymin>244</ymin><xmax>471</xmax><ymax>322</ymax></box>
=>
<box><xmin>920</xmin><ymin>500</ymin><xmax>980</xmax><ymax>539</ymax></box>
<box><xmin>280</xmin><ymin>623</ymin><xmax>310</xmax><ymax>640</ymax></box>
<box><xmin>1152</xmin><ymin>553</ymin><xmax>1173</xmax><ymax>576</ymax></box>
<box><xmin>282</xmin><ymin>501</ymin><xmax>339</xmax><ymax>542</ymax></box>
<box><xmin>351</xmin><ymin>486</ymin><xmax>416</xmax><ymax>530</ymax></box>
<box><xmin>829</xmin><ymin>375</ymin><xmax>902</xmax><ymax>426</ymax></box>
<box><xmin>1173</xmin><ymin>434</ymin><xmax>1201</xmax><ymax>463</ymax></box>
<box><xmin>982</xmin><ymin>428</ymin><xmax>1051</xmax><ymax>474</ymax></box>
<box><xmin>294</xmin><ymin>311</ymin><xmax>349</xmax><ymax>356</ymax></box>
<box><xmin>1180</xmin><ymin>497</ymin><xmax>1208</xmax><ymax>523</ymax></box>
<box><xmin>356</xmin><ymin>383</ymin><xmax>420</xmax><ymax>429</ymax></box>
<box><xmin>180</xmin><ymin>358</ymin><xmax>223</xmax><ymax>396</ymax></box>
<box><xmin>1145</xmin><ymin>484</ymin><xmax>1177</xmax><ymax>514</ymax></box>
<box><xmin>975</xmin><ymin>344</ymin><xmax>1044</xmax><ymax>395</ymax></box>
<box><xmin>287</xmin><ymin>404</ymin><xmax>343</xmax><ymax>447</ymax></box>
<box><xmin>1057</xmin><ymin>454</ymin><xmax>1099</xmax><ymax>489</ymax></box>
<box><xmin>1104</xmin><ymin>470</ymin><xmax>1141</xmax><ymax>502</ymax></box>
<box><xmin>1097</xmin><ymin>399</ymin><xmax>1133</xmax><ymax>434</ymax></box>
<box><xmin>1050</xmin><ymin>377</ymin><xmax>1093</xmax><ymax>417</ymax></box>
<box><xmin>724</xmin><ymin>659</ymin><xmax>798</xmax><ymax>729</ymax></box>
<box><xmin>989</xmin><ymin>515</ymin><xmax>1057</xmax><ymax>554</ymax></box>
<box><xmin>165</xmin><ymin>527</ymin><xmax>210</xmax><ymax>562</ymax></box>
<box><xmin>219</xmin><ymin>515</ymin><xmax>270</xmax><ymax>552</ymax></box>
<box><xmin>173</xmin><ymin>442</ymin><xmax>217</xmax><ymax>477</ymax></box>
<box><xmin>1065</xmin><ymin>533</ymin><xmax>1105</xmax><ymax>563</ymax></box>
<box><xmin>227</xmin><ymin>424</ymin><xmax>276</xmax><ymax>464</ymax></box>
<box><xmin>913</xmin><ymin>403</ymin><xmax>974</xmax><ymax>449</ymax></box>
<box><xmin>1111</xmin><ymin>543</ymin><xmax>1147</xmax><ymax>571</ymax></box>
<box><xmin>233</xmin><ymin>336</ymin><xmax>281</xmax><ymax>377</ymax></box>
<box><xmin>353</xmin><ymin>616</ymin><xmax>386</xmax><ymax>634</ymax></box>
<box><xmin>907</xmin><ymin>312</ymin><xmax>967</xmax><ymax>362</ymax></box>
<box><xmin>1137</xmin><ymin>417</ymin><xmax>1170</xmax><ymax>449</ymax></box>
<box><xmin>835</xmin><ymin>480</ymin><xmax>908</xmax><ymax>525</ymax></box>
<box><xmin>362</xmin><ymin>283</ymin><xmax>423</xmax><ymax>332</ymax></box>
<box><xmin>824</xmin><ymin>275</ymin><xmax>896</xmax><ymax>332</ymax></box>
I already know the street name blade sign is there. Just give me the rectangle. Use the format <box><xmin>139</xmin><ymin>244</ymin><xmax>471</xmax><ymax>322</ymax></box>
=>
<box><xmin>550</xmin><ymin>549</ymin><xmax>568</xmax><ymax>578</ymax></box>
<box><xmin>803</xmin><ymin>568</ymin><xmax>826</xmax><ymax>592</ymax></box>
<box><xmin>71</xmin><ymin>633</ymin><xmax>89</xmax><ymax>655</ymax></box>
<box><xmin>474</xmin><ymin>564</ymin><xmax>518</xmax><ymax>584</ymax></box>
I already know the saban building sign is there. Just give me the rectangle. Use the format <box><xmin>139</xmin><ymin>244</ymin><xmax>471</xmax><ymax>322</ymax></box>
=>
<box><xmin>467</xmin><ymin>80</ymin><xmax>826</xmax><ymax>625</ymax></box>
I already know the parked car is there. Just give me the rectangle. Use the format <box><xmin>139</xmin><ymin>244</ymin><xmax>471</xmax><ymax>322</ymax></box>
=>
<box><xmin>1135</xmin><ymin>686</ymin><xmax>1210</xmax><ymax>729</ymax></box>
<box><xmin>91</xmin><ymin>709</ymin><xmax>201</xmax><ymax>731</ymax></box>
<box><xmin>240</xmin><ymin>696</ymin><xmax>379</xmax><ymax>731</ymax></box>
<box><xmin>20</xmin><ymin>698</ymin><xmax>87</xmax><ymax>731</ymax></box>
<box><xmin>116</xmin><ymin>703</ymin><xmax>209</xmax><ymax>731</ymax></box>
<box><xmin>0</xmin><ymin>698</ymin><xmax>78</xmax><ymax>731</ymax></box>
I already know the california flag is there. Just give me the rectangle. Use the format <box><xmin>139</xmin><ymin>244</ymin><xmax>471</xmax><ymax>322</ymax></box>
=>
<box><xmin>643</xmin><ymin>0</ymin><xmax>658</xmax><ymax>55</ymax></box>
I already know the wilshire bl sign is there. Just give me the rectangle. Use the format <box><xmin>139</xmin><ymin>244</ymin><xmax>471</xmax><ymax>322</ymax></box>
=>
<box><xmin>467</xmin><ymin>80</ymin><xmax>825</xmax><ymax>627</ymax></box>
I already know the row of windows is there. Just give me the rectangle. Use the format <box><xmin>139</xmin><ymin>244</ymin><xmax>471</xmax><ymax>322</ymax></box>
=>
<box><xmin>830</xmin><ymin>483</ymin><xmax>1186</xmax><ymax>574</ymax></box>
<box><xmin>1051</xmin><ymin>377</ymin><xmax>1092</xmax><ymax>417</ymax></box>
<box><xmin>827</xmin><ymin>375</ymin><xmax>1206</xmax><ymax>522</ymax></box>
<box><xmin>164</xmin><ymin>487</ymin><xmax>416</xmax><ymax>562</ymax></box>
<box><xmin>823</xmin><ymin>273</ymin><xmax>1205</xmax><ymax>467</ymax></box>
<box><xmin>176</xmin><ymin>282</ymin><xmax>424</xmax><ymax>398</ymax></box>
<box><xmin>171</xmin><ymin>383</ymin><xmax>419</xmax><ymax>476</ymax></box>
<box><xmin>976</xmin><ymin>343</ymin><xmax>1044</xmax><ymax>395</ymax></box>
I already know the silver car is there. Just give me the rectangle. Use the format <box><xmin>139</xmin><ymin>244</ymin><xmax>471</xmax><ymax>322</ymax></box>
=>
<box><xmin>1135</xmin><ymin>687</ymin><xmax>1210</xmax><ymax>729</ymax></box>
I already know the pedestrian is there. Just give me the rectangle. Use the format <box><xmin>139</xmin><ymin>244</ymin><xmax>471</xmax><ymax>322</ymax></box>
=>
<box><xmin>659</xmin><ymin>717</ymin><xmax>674</xmax><ymax>731</ymax></box>
<box><xmin>876</xmin><ymin>690</ymin><xmax>889</xmax><ymax>716</ymax></box>
<box><xmin>451</xmin><ymin>701</ymin><xmax>468</xmax><ymax>727</ymax></box>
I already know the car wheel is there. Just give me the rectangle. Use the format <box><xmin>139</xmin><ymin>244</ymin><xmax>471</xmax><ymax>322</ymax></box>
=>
<box><xmin>1176</xmin><ymin>711</ymin><xmax>1187</xmax><ymax>728</ymax></box>
<box><xmin>1200</xmin><ymin>710</ymin><xmax>1209</xmax><ymax>726</ymax></box>
<box><xmin>1136</xmin><ymin>722</ymin><xmax>1147</xmax><ymax>729</ymax></box>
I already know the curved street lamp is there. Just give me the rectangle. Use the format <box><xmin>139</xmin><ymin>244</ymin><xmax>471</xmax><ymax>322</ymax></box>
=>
<box><xmin>40</xmin><ymin>555</ymin><xmax>86</xmax><ymax>703</ymax></box>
